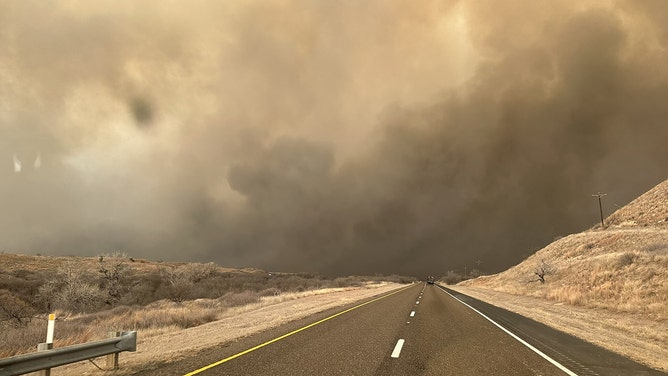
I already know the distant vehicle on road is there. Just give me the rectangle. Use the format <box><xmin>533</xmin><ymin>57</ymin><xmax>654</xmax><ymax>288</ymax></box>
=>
<box><xmin>427</xmin><ymin>276</ymin><xmax>435</xmax><ymax>284</ymax></box>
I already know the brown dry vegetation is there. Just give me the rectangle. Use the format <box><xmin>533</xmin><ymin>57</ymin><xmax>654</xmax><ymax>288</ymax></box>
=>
<box><xmin>453</xmin><ymin>178</ymin><xmax>668</xmax><ymax>371</ymax></box>
<box><xmin>51</xmin><ymin>283</ymin><xmax>405</xmax><ymax>376</ymax></box>
<box><xmin>0</xmin><ymin>253</ymin><xmax>413</xmax><ymax>358</ymax></box>
<box><xmin>461</xmin><ymin>229</ymin><xmax>667</xmax><ymax>319</ymax></box>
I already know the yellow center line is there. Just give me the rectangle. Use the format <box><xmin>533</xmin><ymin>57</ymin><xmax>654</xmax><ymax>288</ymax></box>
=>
<box><xmin>183</xmin><ymin>283</ymin><xmax>416</xmax><ymax>375</ymax></box>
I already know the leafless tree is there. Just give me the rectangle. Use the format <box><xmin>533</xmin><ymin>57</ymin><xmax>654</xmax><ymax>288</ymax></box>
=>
<box><xmin>98</xmin><ymin>258</ymin><xmax>129</xmax><ymax>305</ymax></box>
<box><xmin>534</xmin><ymin>259</ymin><xmax>555</xmax><ymax>284</ymax></box>
<box><xmin>38</xmin><ymin>262</ymin><xmax>104</xmax><ymax>312</ymax></box>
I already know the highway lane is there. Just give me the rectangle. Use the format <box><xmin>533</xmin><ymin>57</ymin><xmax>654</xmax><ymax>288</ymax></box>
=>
<box><xmin>374</xmin><ymin>284</ymin><xmax>566</xmax><ymax>376</ymax></box>
<box><xmin>189</xmin><ymin>283</ymin><xmax>420</xmax><ymax>375</ymax></box>
<box><xmin>440</xmin><ymin>286</ymin><xmax>666</xmax><ymax>376</ymax></box>
<box><xmin>162</xmin><ymin>283</ymin><xmax>565</xmax><ymax>375</ymax></box>
<box><xmin>132</xmin><ymin>283</ymin><xmax>420</xmax><ymax>375</ymax></box>
<box><xmin>134</xmin><ymin>282</ymin><xmax>665</xmax><ymax>375</ymax></box>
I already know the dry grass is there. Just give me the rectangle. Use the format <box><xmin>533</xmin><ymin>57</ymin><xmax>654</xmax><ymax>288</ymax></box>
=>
<box><xmin>605</xmin><ymin>179</ymin><xmax>668</xmax><ymax>228</ymax></box>
<box><xmin>0</xmin><ymin>250</ymin><xmax>411</xmax><ymax>359</ymax></box>
<box><xmin>41</xmin><ymin>282</ymin><xmax>404</xmax><ymax>376</ymax></box>
<box><xmin>455</xmin><ymin>178</ymin><xmax>668</xmax><ymax>372</ymax></box>
<box><xmin>0</xmin><ymin>280</ymin><xmax>390</xmax><ymax>358</ymax></box>
<box><xmin>0</xmin><ymin>286</ymin><xmax>384</xmax><ymax>358</ymax></box>
<box><xmin>464</xmin><ymin>229</ymin><xmax>668</xmax><ymax>320</ymax></box>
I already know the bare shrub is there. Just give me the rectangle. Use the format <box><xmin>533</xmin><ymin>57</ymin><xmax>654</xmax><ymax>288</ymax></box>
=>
<box><xmin>98</xmin><ymin>258</ymin><xmax>129</xmax><ymax>305</ymax></box>
<box><xmin>38</xmin><ymin>263</ymin><xmax>105</xmax><ymax>312</ymax></box>
<box><xmin>534</xmin><ymin>259</ymin><xmax>555</xmax><ymax>284</ymax></box>
<box><xmin>158</xmin><ymin>263</ymin><xmax>220</xmax><ymax>302</ymax></box>
<box><xmin>613</xmin><ymin>252</ymin><xmax>636</xmax><ymax>269</ymax></box>
<box><xmin>160</xmin><ymin>266</ymin><xmax>189</xmax><ymax>287</ymax></box>
<box><xmin>36</xmin><ymin>280</ymin><xmax>59</xmax><ymax>312</ymax></box>
<box><xmin>1</xmin><ymin>254</ymin><xmax>415</xmax><ymax>357</ymax></box>
<box><xmin>158</xmin><ymin>284</ymin><xmax>191</xmax><ymax>303</ymax></box>
<box><xmin>183</xmin><ymin>262</ymin><xmax>218</xmax><ymax>283</ymax></box>
<box><xmin>122</xmin><ymin>270</ymin><xmax>167</xmax><ymax>306</ymax></box>
<box><xmin>58</xmin><ymin>281</ymin><xmax>105</xmax><ymax>312</ymax></box>
<box><xmin>0</xmin><ymin>289</ymin><xmax>36</xmax><ymax>326</ymax></box>
<box><xmin>333</xmin><ymin>277</ymin><xmax>359</xmax><ymax>288</ymax></box>
<box><xmin>162</xmin><ymin>263</ymin><xmax>218</xmax><ymax>286</ymax></box>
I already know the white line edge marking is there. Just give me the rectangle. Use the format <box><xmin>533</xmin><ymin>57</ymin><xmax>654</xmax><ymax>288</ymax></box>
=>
<box><xmin>391</xmin><ymin>339</ymin><xmax>405</xmax><ymax>358</ymax></box>
<box><xmin>410</xmin><ymin>311</ymin><xmax>415</xmax><ymax>317</ymax></box>
<box><xmin>437</xmin><ymin>286</ymin><xmax>578</xmax><ymax>376</ymax></box>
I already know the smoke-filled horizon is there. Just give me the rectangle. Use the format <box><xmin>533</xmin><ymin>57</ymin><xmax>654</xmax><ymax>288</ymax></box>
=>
<box><xmin>2</xmin><ymin>0</ymin><xmax>667</xmax><ymax>277</ymax></box>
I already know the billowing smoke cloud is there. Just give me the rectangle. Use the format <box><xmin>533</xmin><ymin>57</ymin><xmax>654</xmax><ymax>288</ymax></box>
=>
<box><xmin>1</xmin><ymin>0</ymin><xmax>667</xmax><ymax>276</ymax></box>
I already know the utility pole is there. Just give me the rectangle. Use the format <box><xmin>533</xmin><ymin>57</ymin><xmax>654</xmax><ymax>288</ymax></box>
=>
<box><xmin>592</xmin><ymin>192</ymin><xmax>607</xmax><ymax>228</ymax></box>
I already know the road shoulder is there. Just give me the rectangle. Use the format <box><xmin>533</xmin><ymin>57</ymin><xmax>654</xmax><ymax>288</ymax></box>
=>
<box><xmin>447</xmin><ymin>285</ymin><xmax>668</xmax><ymax>373</ymax></box>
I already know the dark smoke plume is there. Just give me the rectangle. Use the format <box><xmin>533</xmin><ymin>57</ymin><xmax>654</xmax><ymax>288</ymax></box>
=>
<box><xmin>1</xmin><ymin>1</ymin><xmax>667</xmax><ymax>276</ymax></box>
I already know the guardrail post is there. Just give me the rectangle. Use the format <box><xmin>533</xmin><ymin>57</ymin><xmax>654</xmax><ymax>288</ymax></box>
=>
<box><xmin>36</xmin><ymin>343</ymin><xmax>53</xmax><ymax>376</ymax></box>
<box><xmin>106</xmin><ymin>332</ymin><xmax>121</xmax><ymax>370</ymax></box>
<box><xmin>0</xmin><ymin>331</ymin><xmax>137</xmax><ymax>375</ymax></box>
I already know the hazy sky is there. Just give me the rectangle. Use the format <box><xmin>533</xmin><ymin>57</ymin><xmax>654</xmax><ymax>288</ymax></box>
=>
<box><xmin>2</xmin><ymin>0</ymin><xmax>667</xmax><ymax>276</ymax></box>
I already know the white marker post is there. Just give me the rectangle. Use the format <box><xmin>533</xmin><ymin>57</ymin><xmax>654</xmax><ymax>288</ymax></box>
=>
<box><xmin>46</xmin><ymin>313</ymin><xmax>55</xmax><ymax>344</ymax></box>
<box><xmin>37</xmin><ymin>314</ymin><xmax>56</xmax><ymax>376</ymax></box>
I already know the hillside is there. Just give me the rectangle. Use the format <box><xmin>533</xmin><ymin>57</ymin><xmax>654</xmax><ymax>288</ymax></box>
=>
<box><xmin>606</xmin><ymin>179</ymin><xmax>668</xmax><ymax>228</ymax></box>
<box><xmin>457</xmin><ymin>178</ymin><xmax>667</xmax><ymax>317</ymax></box>
<box><xmin>451</xmin><ymin>178</ymin><xmax>668</xmax><ymax>371</ymax></box>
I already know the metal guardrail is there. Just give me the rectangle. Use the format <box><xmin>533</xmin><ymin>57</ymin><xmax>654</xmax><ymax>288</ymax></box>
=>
<box><xmin>0</xmin><ymin>331</ymin><xmax>137</xmax><ymax>376</ymax></box>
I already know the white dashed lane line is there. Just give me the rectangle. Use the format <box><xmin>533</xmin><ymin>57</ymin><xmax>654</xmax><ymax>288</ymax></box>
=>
<box><xmin>391</xmin><ymin>339</ymin><xmax>405</xmax><ymax>358</ymax></box>
<box><xmin>400</xmin><ymin>289</ymin><xmax>425</xmax><ymax>351</ymax></box>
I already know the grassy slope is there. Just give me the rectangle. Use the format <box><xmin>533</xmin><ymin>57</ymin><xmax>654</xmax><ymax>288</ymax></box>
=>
<box><xmin>462</xmin><ymin>228</ymin><xmax>667</xmax><ymax>319</ymax></box>
<box><xmin>453</xmin><ymin>178</ymin><xmax>668</xmax><ymax>370</ymax></box>
<box><xmin>459</xmin><ymin>178</ymin><xmax>667</xmax><ymax>318</ymax></box>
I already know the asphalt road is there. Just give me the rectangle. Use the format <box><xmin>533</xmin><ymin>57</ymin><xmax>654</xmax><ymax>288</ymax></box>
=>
<box><xmin>134</xmin><ymin>283</ymin><xmax>665</xmax><ymax>375</ymax></box>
